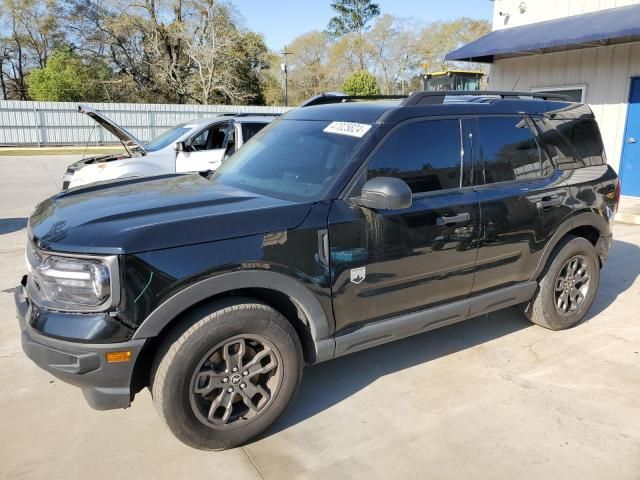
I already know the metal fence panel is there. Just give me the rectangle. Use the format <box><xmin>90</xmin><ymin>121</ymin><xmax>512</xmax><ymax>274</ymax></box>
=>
<box><xmin>0</xmin><ymin>100</ymin><xmax>291</xmax><ymax>146</ymax></box>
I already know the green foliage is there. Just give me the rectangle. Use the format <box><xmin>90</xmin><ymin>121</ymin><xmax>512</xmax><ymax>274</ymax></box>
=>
<box><xmin>27</xmin><ymin>48</ymin><xmax>110</xmax><ymax>101</ymax></box>
<box><xmin>327</xmin><ymin>0</ymin><xmax>381</xmax><ymax>36</ymax></box>
<box><xmin>342</xmin><ymin>70</ymin><xmax>380</xmax><ymax>96</ymax></box>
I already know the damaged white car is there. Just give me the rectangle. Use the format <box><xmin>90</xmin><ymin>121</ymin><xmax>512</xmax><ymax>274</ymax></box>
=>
<box><xmin>62</xmin><ymin>106</ymin><xmax>277</xmax><ymax>190</ymax></box>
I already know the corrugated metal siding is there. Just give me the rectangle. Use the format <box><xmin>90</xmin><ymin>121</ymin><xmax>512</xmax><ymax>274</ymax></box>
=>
<box><xmin>490</xmin><ymin>41</ymin><xmax>640</xmax><ymax>172</ymax></box>
<box><xmin>493</xmin><ymin>0</ymin><xmax>640</xmax><ymax>30</ymax></box>
<box><xmin>0</xmin><ymin>101</ymin><xmax>291</xmax><ymax>146</ymax></box>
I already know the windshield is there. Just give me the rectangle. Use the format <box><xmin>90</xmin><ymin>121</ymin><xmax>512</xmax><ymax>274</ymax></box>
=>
<box><xmin>145</xmin><ymin>123</ymin><xmax>192</xmax><ymax>152</ymax></box>
<box><xmin>211</xmin><ymin>119</ymin><xmax>368</xmax><ymax>201</ymax></box>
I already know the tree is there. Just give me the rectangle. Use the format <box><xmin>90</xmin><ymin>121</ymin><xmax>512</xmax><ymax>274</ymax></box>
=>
<box><xmin>419</xmin><ymin>18</ymin><xmax>491</xmax><ymax>71</ymax></box>
<box><xmin>27</xmin><ymin>47</ymin><xmax>111</xmax><ymax>101</ymax></box>
<box><xmin>343</xmin><ymin>70</ymin><xmax>380</xmax><ymax>96</ymax></box>
<box><xmin>326</xmin><ymin>0</ymin><xmax>380</xmax><ymax>70</ymax></box>
<box><xmin>285</xmin><ymin>31</ymin><xmax>332</xmax><ymax>104</ymax></box>
<box><xmin>0</xmin><ymin>0</ymin><xmax>64</xmax><ymax>99</ymax></box>
<box><xmin>367</xmin><ymin>14</ymin><xmax>422</xmax><ymax>94</ymax></box>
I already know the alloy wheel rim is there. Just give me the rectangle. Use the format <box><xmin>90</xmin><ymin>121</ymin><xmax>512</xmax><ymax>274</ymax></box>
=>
<box><xmin>554</xmin><ymin>255</ymin><xmax>591</xmax><ymax>315</ymax></box>
<box><xmin>189</xmin><ymin>334</ymin><xmax>282</xmax><ymax>429</ymax></box>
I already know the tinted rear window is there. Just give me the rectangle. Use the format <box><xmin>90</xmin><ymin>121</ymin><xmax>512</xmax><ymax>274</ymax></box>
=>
<box><xmin>544</xmin><ymin>118</ymin><xmax>605</xmax><ymax>168</ymax></box>
<box><xmin>241</xmin><ymin>122</ymin><xmax>267</xmax><ymax>143</ymax></box>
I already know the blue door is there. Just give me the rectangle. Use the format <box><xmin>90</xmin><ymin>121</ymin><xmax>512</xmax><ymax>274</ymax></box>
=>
<box><xmin>621</xmin><ymin>78</ymin><xmax>640</xmax><ymax>197</ymax></box>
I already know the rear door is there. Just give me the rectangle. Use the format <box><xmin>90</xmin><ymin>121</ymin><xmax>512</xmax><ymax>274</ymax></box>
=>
<box><xmin>328</xmin><ymin>117</ymin><xmax>480</xmax><ymax>335</ymax></box>
<box><xmin>471</xmin><ymin>115</ymin><xmax>571</xmax><ymax>294</ymax></box>
<box><xmin>175</xmin><ymin>121</ymin><xmax>230</xmax><ymax>172</ymax></box>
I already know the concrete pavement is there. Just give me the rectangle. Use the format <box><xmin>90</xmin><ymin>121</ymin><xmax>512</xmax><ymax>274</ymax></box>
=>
<box><xmin>1</xmin><ymin>156</ymin><xmax>639</xmax><ymax>480</ymax></box>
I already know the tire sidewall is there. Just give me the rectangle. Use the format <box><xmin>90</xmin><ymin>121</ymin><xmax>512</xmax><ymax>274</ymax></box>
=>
<box><xmin>155</xmin><ymin>303</ymin><xmax>302</xmax><ymax>450</ymax></box>
<box><xmin>538</xmin><ymin>237</ymin><xmax>600</xmax><ymax>329</ymax></box>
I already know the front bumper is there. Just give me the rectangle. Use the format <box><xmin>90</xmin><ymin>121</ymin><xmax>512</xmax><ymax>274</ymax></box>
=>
<box><xmin>15</xmin><ymin>281</ymin><xmax>146</xmax><ymax>410</ymax></box>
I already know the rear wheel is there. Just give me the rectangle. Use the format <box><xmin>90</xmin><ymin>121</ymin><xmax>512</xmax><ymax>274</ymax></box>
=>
<box><xmin>151</xmin><ymin>300</ymin><xmax>303</xmax><ymax>450</ymax></box>
<box><xmin>526</xmin><ymin>235</ymin><xmax>600</xmax><ymax>330</ymax></box>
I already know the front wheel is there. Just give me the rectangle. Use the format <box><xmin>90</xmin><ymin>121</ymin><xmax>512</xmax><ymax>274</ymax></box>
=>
<box><xmin>526</xmin><ymin>235</ymin><xmax>600</xmax><ymax>330</ymax></box>
<box><xmin>151</xmin><ymin>300</ymin><xmax>303</xmax><ymax>450</ymax></box>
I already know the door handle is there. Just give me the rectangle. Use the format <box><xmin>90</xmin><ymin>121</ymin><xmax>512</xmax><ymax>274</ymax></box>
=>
<box><xmin>436</xmin><ymin>212</ymin><xmax>470</xmax><ymax>226</ymax></box>
<box><xmin>536</xmin><ymin>194</ymin><xmax>562</xmax><ymax>210</ymax></box>
<box><xmin>628</xmin><ymin>137</ymin><xmax>637</xmax><ymax>144</ymax></box>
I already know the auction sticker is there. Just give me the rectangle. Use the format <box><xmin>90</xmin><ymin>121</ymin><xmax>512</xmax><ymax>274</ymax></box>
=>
<box><xmin>323</xmin><ymin>121</ymin><xmax>372</xmax><ymax>138</ymax></box>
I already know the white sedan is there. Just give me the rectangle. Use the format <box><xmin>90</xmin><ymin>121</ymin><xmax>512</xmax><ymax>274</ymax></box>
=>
<box><xmin>62</xmin><ymin>106</ymin><xmax>276</xmax><ymax>190</ymax></box>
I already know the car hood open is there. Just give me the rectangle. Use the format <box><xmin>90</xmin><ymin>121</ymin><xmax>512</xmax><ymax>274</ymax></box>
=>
<box><xmin>29</xmin><ymin>174</ymin><xmax>312</xmax><ymax>254</ymax></box>
<box><xmin>79</xmin><ymin>105</ymin><xmax>147</xmax><ymax>155</ymax></box>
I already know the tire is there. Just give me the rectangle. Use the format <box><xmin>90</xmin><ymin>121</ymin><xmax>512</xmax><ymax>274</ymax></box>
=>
<box><xmin>526</xmin><ymin>235</ymin><xmax>600</xmax><ymax>330</ymax></box>
<box><xmin>151</xmin><ymin>299</ymin><xmax>303</xmax><ymax>450</ymax></box>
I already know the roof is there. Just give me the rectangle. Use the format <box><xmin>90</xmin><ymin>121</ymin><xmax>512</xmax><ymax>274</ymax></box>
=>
<box><xmin>283</xmin><ymin>101</ymin><xmax>401</xmax><ymax>123</ymax></box>
<box><xmin>446</xmin><ymin>3</ymin><xmax>640</xmax><ymax>63</ymax></box>
<box><xmin>185</xmin><ymin>115</ymin><xmax>276</xmax><ymax>126</ymax></box>
<box><xmin>282</xmin><ymin>93</ymin><xmax>587</xmax><ymax>126</ymax></box>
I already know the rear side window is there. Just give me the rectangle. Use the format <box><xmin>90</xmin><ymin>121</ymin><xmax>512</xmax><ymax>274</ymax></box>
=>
<box><xmin>241</xmin><ymin>122</ymin><xmax>267</xmax><ymax>143</ymax></box>
<box><xmin>367</xmin><ymin>119</ymin><xmax>462</xmax><ymax>194</ymax></box>
<box><xmin>544</xmin><ymin>118</ymin><xmax>605</xmax><ymax>168</ymax></box>
<box><xmin>477</xmin><ymin>117</ymin><xmax>544</xmax><ymax>184</ymax></box>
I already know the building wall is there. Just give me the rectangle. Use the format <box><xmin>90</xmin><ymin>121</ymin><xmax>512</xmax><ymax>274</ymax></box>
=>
<box><xmin>490</xmin><ymin>42</ymin><xmax>640</xmax><ymax>173</ymax></box>
<box><xmin>492</xmin><ymin>0</ymin><xmax>640</xmax><ymax>30</ymax></box>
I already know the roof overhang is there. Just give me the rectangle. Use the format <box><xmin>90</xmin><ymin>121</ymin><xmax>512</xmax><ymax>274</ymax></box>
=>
<box><xmin>446</xmin><ymin>3</ymin><xmax>640</xmax><ymax>63</ymax></box>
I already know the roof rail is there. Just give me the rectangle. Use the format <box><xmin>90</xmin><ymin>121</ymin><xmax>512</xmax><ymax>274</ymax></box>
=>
<box><xmin>401</xmin><ymin>90</ymin><xmax>573</xmax><ymax>106</ymax></box>
<box><xmin>233</xmin><ymin>112</ymin><xmax>282</xmax><ymax>117</ymax></box>
<box><xmin>300</xmin><ymin>92</ymin><xmax>407</xmax><ymax>108</ymax></box>
<box><xmin>214</xmin><ymin>112</ymin><xmax>281</xmax><ymax>117</ymax></box>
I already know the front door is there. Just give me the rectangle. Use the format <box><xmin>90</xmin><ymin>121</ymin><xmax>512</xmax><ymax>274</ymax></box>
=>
<box><xmin>329</xmin><ymin>118</ymin><xmax>480</xmax><ymax>334</ymax></box>
<box><xmin>175</xmin><ymin>121</ymin><xmax>230</xmax><ymax>172</ymax></box>
<box><xmin>621</xmin><ymin>78</ymin><xmax>640</xmax><ymax>197</ymax></box>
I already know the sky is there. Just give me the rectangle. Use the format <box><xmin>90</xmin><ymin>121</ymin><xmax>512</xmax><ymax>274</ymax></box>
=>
<box><xmin>236</xmin><ymin>0</ymin><xmax>493</xmax><ymax>50</ymax></box>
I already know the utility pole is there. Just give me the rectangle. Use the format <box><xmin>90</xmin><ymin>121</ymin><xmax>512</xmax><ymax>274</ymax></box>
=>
<box><xmin>280</xmin><ymin>46</ymin><xmax>292</xmax><ymax>106</ymax></box>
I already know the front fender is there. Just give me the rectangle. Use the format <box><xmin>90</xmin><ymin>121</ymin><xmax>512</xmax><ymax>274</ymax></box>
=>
<box><xmin>131</xmin><ymin>270</ymin><xmax>335</xmax><ymax>362</ymax></box>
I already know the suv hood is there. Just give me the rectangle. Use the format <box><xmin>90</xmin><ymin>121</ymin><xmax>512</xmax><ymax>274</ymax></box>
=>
<box><xmin>79</xmin><ymin>105</ymin><xmax>147</xmax><ymax>155</ymax></box>
<box><xmin>29</xmin><ymin>174</ymin><xmax>312</xmax><ymax>254</ymax></box>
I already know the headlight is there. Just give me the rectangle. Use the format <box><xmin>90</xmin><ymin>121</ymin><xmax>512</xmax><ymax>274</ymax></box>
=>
<box><xmin>25</xmin><ymin>242</ymin><xmax>118</xmax><ymax>312</ymax></box>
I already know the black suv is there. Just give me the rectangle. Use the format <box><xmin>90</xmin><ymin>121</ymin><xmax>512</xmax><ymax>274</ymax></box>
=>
<box><xmin>15</xmin><ymin>91</ymin><xmax>620</xmax><ymax>450</ymax></box>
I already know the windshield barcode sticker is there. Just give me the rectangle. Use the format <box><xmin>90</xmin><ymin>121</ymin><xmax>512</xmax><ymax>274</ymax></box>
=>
<box><xmin>323</xmin><ymin>121</ymin><xmax>372</xmax><ymax>138</ymax></box>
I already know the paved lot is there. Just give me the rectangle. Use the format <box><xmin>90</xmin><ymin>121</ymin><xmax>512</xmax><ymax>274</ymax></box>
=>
<box><xmin>1</xmin><ymin>156</ymin><xmax>639</xmax><ymax>480</ymax></box>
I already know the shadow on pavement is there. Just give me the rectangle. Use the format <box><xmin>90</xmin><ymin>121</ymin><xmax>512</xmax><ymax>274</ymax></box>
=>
<box><xmin>585</xmin><ymin>239</ymin><xmax>640</xmax><ymax>319</ymax></box>
<box><xmin>269</xmin><ymin>308</ymin><xmax>530</xmax><ymax>436</ymax></box>
<box><xmin>267</xmin><ymin>238</ymin><xmax>639</xmax><ymax>437</ymax></box>
<box><xmin>0</xmin><ymin>217</ymin><xmax>27</xmax><ymax>235</ymax></box>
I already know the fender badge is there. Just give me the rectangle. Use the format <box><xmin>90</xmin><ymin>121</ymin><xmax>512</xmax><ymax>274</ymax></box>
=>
<box><xmin>350</xmin><ymin>267</ymin><xmax>366</xmax><ymax>284</ymax></box>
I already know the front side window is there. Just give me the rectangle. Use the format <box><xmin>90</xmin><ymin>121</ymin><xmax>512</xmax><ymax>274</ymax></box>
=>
<box><xmin>190</xmin><ymin>122</ymin><xmax>229</xmax><ymax>151</ymax></box>
<box><xmin>366</xmin><ymin>119</ymin><xmax>462</xmax><ymax>194</ymax></box>
<box><xmin>478</xmin><ymin>117</ymin><xmax>543</xmax><ymax>184</ymax></box>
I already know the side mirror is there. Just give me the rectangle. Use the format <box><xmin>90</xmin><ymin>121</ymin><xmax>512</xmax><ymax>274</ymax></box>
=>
<box><xmin>351</xmin><ymin>177</ymin><xmax>412</xmax><ymax>211</ymax></box>
<box><xmin>175</xmin><ymin>141</ymin><xmax>187</xmax><ymax>152</ymax></box>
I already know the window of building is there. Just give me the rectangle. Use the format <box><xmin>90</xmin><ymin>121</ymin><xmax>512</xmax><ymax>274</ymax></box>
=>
<box><xmin>531</xmin><ymin>85</ymin><xmax>586</xmax><ymax>103</ymax></box>
<box><xmin>367</xmin><ymin>119</ymin><xmax>463</xmax><ymax>194</ymax></box>
<box><xmin>477</xmin><ymin>117</ymin><xmax>544</xmax><ymax>184</ymax></box>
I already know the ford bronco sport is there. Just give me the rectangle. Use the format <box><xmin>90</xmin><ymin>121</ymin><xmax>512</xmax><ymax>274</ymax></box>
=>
<box><xmin>15</xmin><ymin>91</ymin><xmax>620</xmax><ymax>450</ymax></box>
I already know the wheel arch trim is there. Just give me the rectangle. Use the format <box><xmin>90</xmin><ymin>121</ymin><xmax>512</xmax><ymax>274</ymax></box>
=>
<box><xmin>530</xmin><ymin>211</ymin><xmax>609</xmax><ymax>281</ymax></box>
<box><xmin>131</xmin><ymin>270</ymin><xmax>335</xmax><ymax>362</ymax></box>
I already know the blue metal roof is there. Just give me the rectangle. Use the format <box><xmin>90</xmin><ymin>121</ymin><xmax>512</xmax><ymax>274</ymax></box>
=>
<box><xmin>446</xmin><ymin>4</ymin><xmax>640</xmax><ymax>63</ymax></box>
